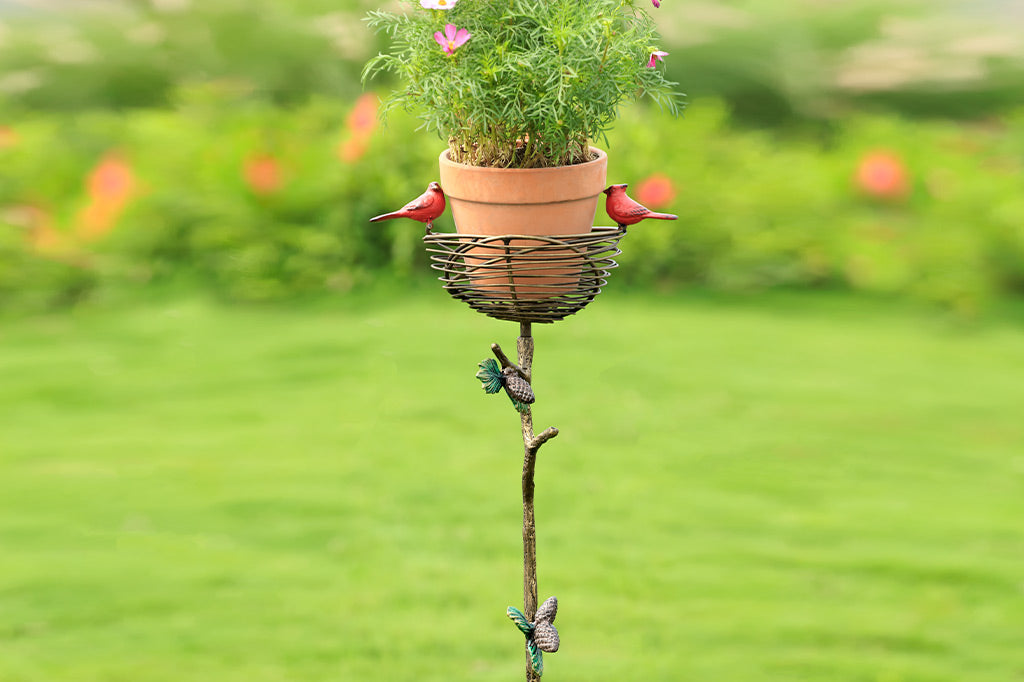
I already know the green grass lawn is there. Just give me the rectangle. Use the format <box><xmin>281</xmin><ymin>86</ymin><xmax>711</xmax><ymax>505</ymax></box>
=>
<box><xmin>1</xmin><ymin>290</ymin><xmax>1023</xmax><ymax>682</ymax></box>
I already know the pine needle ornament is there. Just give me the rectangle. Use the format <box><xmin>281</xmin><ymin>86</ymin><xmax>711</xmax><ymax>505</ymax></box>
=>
<box><xmin>476</xmin><ymin>358</ymin><xmax>535</xmax><ymax>414</ymax></box>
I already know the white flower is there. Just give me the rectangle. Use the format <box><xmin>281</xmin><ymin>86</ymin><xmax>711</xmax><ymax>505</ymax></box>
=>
<box><xmin>420</xmin><ymin>0</ymin><xmax>458</xmax><ymax>9</ymax></box>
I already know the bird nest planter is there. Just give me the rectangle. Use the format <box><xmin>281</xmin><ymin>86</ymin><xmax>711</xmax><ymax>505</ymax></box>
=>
<box><xmin>422</xmin><ymin>226</ymin><xmax>627</xmax><ymax>324</ymax></box>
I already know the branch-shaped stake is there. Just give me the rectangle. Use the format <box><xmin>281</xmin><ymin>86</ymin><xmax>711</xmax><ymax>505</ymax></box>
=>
<box><xmin>476</xmin><ymin>323</ymin><xmax>560</xmax><ymax>680</ymax></box>
<box><xmin>490</xmin><ymin>342</ymin><xmax>531</xmax><ymax>383</ymax></box>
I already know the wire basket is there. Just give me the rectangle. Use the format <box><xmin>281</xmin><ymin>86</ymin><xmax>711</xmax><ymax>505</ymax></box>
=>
<box><xmin>422</xmin><ymin>227</ymin><xmax>627</xmax><ymax>324</ymax></box>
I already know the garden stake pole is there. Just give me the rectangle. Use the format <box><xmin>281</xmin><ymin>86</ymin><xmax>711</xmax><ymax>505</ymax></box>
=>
<box><xmin>490</xmin><ymin>321</ymin><xmax>558</xmax><ymax>682</ymax></box>
<box><xmin>453</xmin><ymin>230</ymin><xmax>626</xmax><ymax>679</ymax></box>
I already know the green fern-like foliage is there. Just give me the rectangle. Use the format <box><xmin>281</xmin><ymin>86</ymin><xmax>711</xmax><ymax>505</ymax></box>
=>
<box><xmin>506</xmin><ymin>606</ymin><xmax>534</xmax><ymax>636</ymax></box>
<box><xmin>507</xmin><ymin>606</ymin><xmax>544</xmax><ymax>675</ymax></box>
<box><xmin>476</xmin><ymin>358</ymin><xmax>504</xmax><ymax>394</ymax></box>
<box><xmin>363</xmin><ymin>0</ymin><xmax>682</xmax><ymax>168</ymax></box>
<box><xmin>527</xmin><ymin>638</ymin><xmax>544</xmax><ymax>676</ymax></box>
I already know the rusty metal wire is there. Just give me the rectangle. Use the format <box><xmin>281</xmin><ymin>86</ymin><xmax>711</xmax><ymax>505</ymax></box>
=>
<box><xmin>422</xmin><ymin>227</ymin><xmax>626</xmax><ymax>323</ymax></box>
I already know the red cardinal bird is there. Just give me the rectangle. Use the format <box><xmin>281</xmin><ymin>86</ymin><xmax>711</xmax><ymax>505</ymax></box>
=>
<box><xmin>603</xmin><ymin>183</ymin><xmax>678</xmax><ymax>227</ymax></box>
<box><xmin>370</xmin><ymin>181</ymin><xmax>446</xmax><ymax>233</ymax></box>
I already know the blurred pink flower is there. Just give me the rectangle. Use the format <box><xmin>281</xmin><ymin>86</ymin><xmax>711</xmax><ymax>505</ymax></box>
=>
<box><xmin>347</xmin><ymin>93</ymin><xmax>378</xmax><ymax>138</ymax></box>
<box><xmin>647</xmin><ymin>50</ymin><xmax>668</xmax><ymax>68</ymax></box>
<box><xmin>434</xmin><ymin>24</ymin><xmax>470</xmax><ymax>56</ymax></box>
<box><xmin>338</xmin><ymin>94</ymin><xmax>379</xmax><ymax>163</ymax></box>
<box><xmin>87</xmin><ymin>153</ymin><xmax>135</xmax><ymax>204</ymax></box>
<box><xmin>79</xmin><ymin>153</ymin><xmax>137</xmax><ymax>240</ymax></box>
<box><xmin>420</xmin><ymin>0</ymin><xmax>458</xmax><ymax>8</ymax></box>
<box><xmin>652</xmin><ymin>0</ymin><xmax>661</xmax><ymax>7</ymax></box>
<box><xmin>855</xmin><ymin>150</ymin><xmax>909</xmax><ymax>201</ymax></box>
<box><xmin>635</xmin><ymin>174</ymin><xmax>676</xmax><ymax>208</ymax></box>
<box><xmin>244</xmin><ymin>154</ymin><xmax>284</xmax><ymax>196</ymax></box>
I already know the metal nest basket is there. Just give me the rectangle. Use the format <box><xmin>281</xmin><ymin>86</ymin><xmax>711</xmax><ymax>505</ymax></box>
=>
<box><xmin>423</xmin><ymin>226</ymin><xmax>627</xmax><ymax>324</ymax></box>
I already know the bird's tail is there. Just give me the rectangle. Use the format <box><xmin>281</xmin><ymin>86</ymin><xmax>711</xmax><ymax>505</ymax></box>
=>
<box><xmin>649</xmin><ymin>212</ymin><xmax>678</xmax><ymax>221</ymax></box>
<box><xmin>368</xmin><ymin>212</ymin><xmax>397</xmax><ymax>223</ymax></box>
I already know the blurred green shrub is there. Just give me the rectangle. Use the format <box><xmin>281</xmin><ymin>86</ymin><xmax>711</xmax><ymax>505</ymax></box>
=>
<box><xmin>2</xmin><ymin>94</ymin><xmax>1023</xmax><ymax>314</ymax></box>
<box><xmin>0</xmin><ymin>0</ymin><xmax>373</xmax><ymax>111</ymax></box>
<box><xmin>2</xmin><ymin>0</ymin><xmax>1021</xmax><ymax>125</ymax></box>
<box><xmin>655</xmin><ymin>0</ymin><xmax>1024</xmax><ymax>124</ymax></box>
<box><xmin>607</xmin><ymin>101</ymin><xmax>1024</xmax><ymax>314</ymax></box>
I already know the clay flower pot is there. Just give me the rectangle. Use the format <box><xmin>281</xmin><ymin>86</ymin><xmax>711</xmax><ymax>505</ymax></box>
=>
<box><xmin>438</xmin><ymin>148</ymin><xmax>608</xmax><ymax>299</ymax></box>
<box><xmin>438</xmin><ymin>148</ymin><xmax>607</xmax><ymax>236</ymax></box>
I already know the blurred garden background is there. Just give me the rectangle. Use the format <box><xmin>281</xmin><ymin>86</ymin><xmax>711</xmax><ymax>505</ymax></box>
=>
<box><xmin>2</xmin><ymin>0</ymin><xmax>1023</xmax><ymax>680</ymax></box>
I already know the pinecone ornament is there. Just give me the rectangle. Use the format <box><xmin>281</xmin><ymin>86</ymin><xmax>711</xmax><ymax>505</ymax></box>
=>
<box><xmin>476</xmin><ymin>358</ymin><xmax>535</xmax><ymax>414</ymax></box>
<box><xmin>501</xmin><ymin>366</ymin><xmax>535</xmax><ymax>405</ymax></box>
<box><xmin>507</xmin><ymin>596</ymin><xmax>560</xmax><ymax>676</ymax></box>
<box><xmin>532</xmin><ymin>596</ymin><xmax>560</xmax><ymax>653</ymax></box>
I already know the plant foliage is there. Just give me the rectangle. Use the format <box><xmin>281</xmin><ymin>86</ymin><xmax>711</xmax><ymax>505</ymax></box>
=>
<box><xmin>363</xmin><ymin>0</ymin><xmax>682</xmax><ymax>168</ymax></box>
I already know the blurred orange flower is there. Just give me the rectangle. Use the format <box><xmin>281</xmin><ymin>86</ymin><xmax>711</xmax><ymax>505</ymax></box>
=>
<box><xmin>77</xmin><ymin>153</ymin><xmax>138</xmax><ymax>241</ymax></box>
<box><xmin>338</xmin><ymin>93</ymin><xmax>378</xmax><ymax>163</ymax></box>
<box><xmin>347</xmin><ymin>93</ymin><xmax>379</xmax><ymax>137</ymax></box>
<box><xmin>338</xmin><ymin>137</ymin><xmax>369</xmax><ymax>163</ymax></box>
<box><xmin>855</xmin><ymin>150</ymin><xmax>909</xmax><ymax>201</ymax></box>
<box><xmin>635</xmin><ymin>173</ymin><xmax>676</xmax><ymax>208</ymax></box>
<box><xmin>243</xmin><ymin>154</ymin><xmax>284</xmax><ymax>195</ymax></box>
<box><xmin>87</xmin><ymin>154</ymin><xmax>135</xmax><ymax>203</ymax></box>
<box><xmin>0</xmin><ymin>126</ymin><xmax>18</xmax><ymax>150</ymax></box>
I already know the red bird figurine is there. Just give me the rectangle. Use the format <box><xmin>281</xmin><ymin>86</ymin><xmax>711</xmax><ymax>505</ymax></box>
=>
<box><xmin>603</xmin><ymin>183</ymin><xmax>678</xmax><ymax>227</ymax></box>
<box><xmin>370</xmin><ymin>181</ymin><xmax>446</xmax><ymax>233</ymax></box>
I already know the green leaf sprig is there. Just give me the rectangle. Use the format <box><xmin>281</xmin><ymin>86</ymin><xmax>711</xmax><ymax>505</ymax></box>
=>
<box><xmin>363</xmin><ymin>0</ymin><xmax>683</xmax><ymax>168</ymax></box>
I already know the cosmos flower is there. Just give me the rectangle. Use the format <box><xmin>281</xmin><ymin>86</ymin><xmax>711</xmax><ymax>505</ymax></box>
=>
<box><xmin>420</xmin><ymin>0</ymin><xmax>458</xmax><ymax>9</ymax></box>
<box><xmin>434</xmin><ymin>23</ymin><xmax>470</xmax><ymax>56</ymax></box>
<box><xmin>647</xmin><ymin>50</ymin><xmax>668</xmax><ymax>68</ymax></box>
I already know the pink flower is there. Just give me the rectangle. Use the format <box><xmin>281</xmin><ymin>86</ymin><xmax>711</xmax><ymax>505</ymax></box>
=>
<box><xmin>79</xmin><ymin>152</ymin><xmax>138</xmax><ymax>240</ymax></box>
<box><xmin>855</xmin><ymin>150</ymin><xmax>909</xmax><ymax>201</ymax></box>
<box><xmin>652</xmin><ymin>0</ymin><xmax>661</xmax><ymax>6</ymax></box>
<box><xmin>420</xmin><ymin>0</ymin><xmax>458</xmax><ymax>8</ymax></box>
<box><xmin>87</xmin><ymin>153</ymin><xmax>135</xmax><ymax>204</ymax></box>
<box><xmin>647</xmin><ymin>50</ymin><xmax>668</xmax><ymax>68</ymax></box>
<box><xmin>636</xmin><ymin>174</ymin><xmax>676</xmax><ymax>208</ymax></box>
<box><xmin>243</xmin><ymin>154</ymin><xmax>284</xmax><ymax>196</ymax></box>
<box><xmin>347</xmin><ymin>92</ymin><xmax>379</xmax><ymax>138</ymax></box>
<box><xmin>434</xmin><ymin>23</ymin><xmax>470</xmax><ymax>56</ymax></box>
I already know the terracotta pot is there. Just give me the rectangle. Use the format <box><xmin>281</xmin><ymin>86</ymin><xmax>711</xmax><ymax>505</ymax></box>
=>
<box><xmin>438</xmin><ymin>147</ymin><xmax>607</xmax><ymax>236</ymax></box>
<box><xmin>438</xmin><ymin>148</ymin><xmax>608</xmax><ymax>299</ymax></box>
